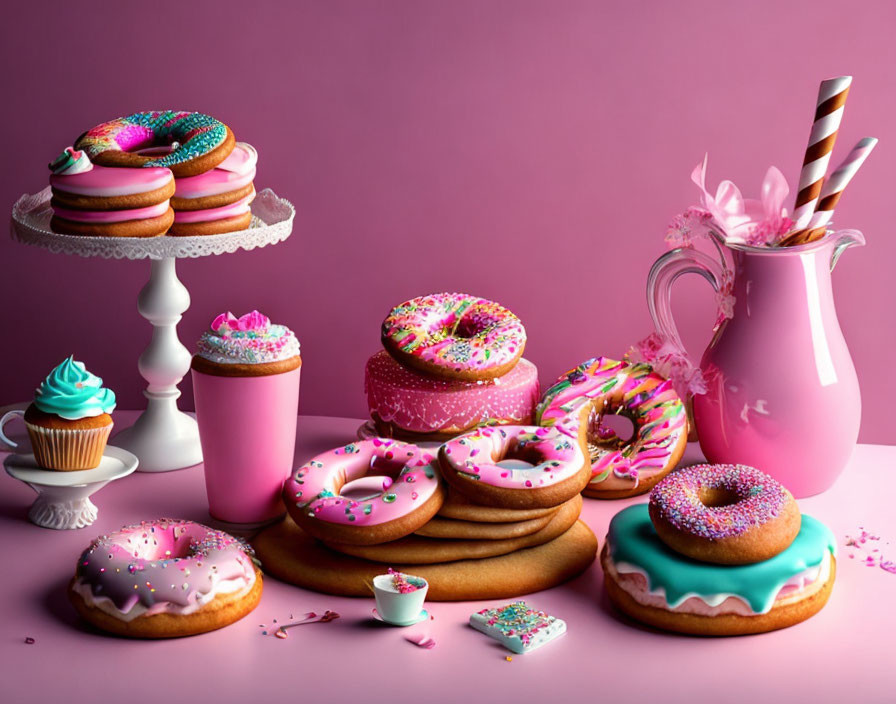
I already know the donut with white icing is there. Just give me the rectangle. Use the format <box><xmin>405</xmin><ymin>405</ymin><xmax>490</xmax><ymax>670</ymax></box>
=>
<box><xmin>283</xmin><ymin>438</ymin><xmax>445</xmax><ymax>545</ymax></box>
<box><xmin>648</xmin><ymin>464</ymin><xmax>801</xmax><ymax>565</ymax></box>
<box><xmin>69</xmin><ymin>519</ymin><xmax>261</xmax><ymax>638</ymax></box>
<box><xmin>437</xmin><ymin>424</ymin><xmax>592</xmax><ymax>509</ymax></box>
<box><xmin>381</xmin><ymin>293</ymin><xmax>526</xmax><ymax>381</ymax></box>
<box><xmin>536</xmin><ymin>357</ymin><xmax>687</xmax><ymax>499</ymax></box>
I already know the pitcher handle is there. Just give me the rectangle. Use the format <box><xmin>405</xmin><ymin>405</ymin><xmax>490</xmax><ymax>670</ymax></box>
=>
<box><xmin>830</xmin><ymin>229</ymin><xmax>865</xmax><ymax>272</ymax></box>
<box><xmin>646</xmin><ymin>247</ymin><xmax>724</xmax><ymax>353</ymax></box>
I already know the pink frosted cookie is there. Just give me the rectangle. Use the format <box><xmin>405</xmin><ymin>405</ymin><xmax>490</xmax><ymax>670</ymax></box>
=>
<box><xmin>48</xmin><ymin>147</ymin><xmax>175</xmax><ymax>238</ymax></box>
<box><xmin>283</xmin><ymin>438</ymin><xmax>446</xmax><ymax>545</ymax></box>
<box><xmin>365</xmin><ymin>350</ymin><xmax>539</xmax><ymax>440</ymax></box>
<box><xmin>68</xmin><ymin>519</ymin><xmax>261</xmax><ymax>638</ymax></box>
<box><xmin>536</xmin><ymin>357</ymin><xmax>688</xmax><ymax>499</ymax></box>
<box><xmin>381</xmin><ymin>293</ymin><xmax>526</xmax><ymax>381</ymax></box>
<box><xmin>438</xmin><ymin>425</ymin><xmax>592</xmax><ymax>509</ymax></box>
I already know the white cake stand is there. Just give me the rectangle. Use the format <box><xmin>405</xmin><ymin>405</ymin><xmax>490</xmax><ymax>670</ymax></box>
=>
<box><xmin>10</xmin><ymin>187</ymin><xmax>295</xmax><ymax>472</ymax></box>
<box><xmin>4</xmin><ymin>446</ymin><xmax>138</xmax><ymax>529</ymax></box>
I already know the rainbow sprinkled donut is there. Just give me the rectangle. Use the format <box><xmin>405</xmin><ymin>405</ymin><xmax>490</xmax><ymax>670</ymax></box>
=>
<box><xmin>75</xmin><ymin>111</ymin><xmax>235</xmax><ymax>177</ymax></box>
<box><xmin>283</xmin><ymin>438</ymin><xmax>445</xmax><ymax>546</ymax></box>
<box><xmin>648</xmin><ymin>464</ymin><xmax>801</xmax><ymax>565</ymax></box>
<box><xmin>536</xmin><ymin>357</ymin><xmax>687</xmax><ymax>499</ymax></box>
<box><xmin>381</xmin><ymin>293</ymin><xmax>526</xmax><ymax>381</ymax></box>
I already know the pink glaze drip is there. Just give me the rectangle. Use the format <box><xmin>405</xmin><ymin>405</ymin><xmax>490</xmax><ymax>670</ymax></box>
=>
<box><xmin>52</xmin><ymin>200</ymin><xmax>170</xmax><ymax>223</ymax></box>
<box><xmin>284</xmin><ymin>438</ymin><xmax>441</xmax><ymax>526</ymax></box>
<box><xmin>173</xmin><ymin>188</ymin><xmax>255</xmax><ymax>223</ymax></box>
<box><xmin>50</xmin><ymin>163</ymin><xmax>174</xmax><ymax>197</ymax></box>
<box><xmin>364</xmin><ymin>350</ymin><xmax>539</xmax><ymax>434</ymax></box>
<box><xmin>439</xmin><ymin>425</ymin><xmax>585</xmax><ymax>489</ymax></box>
<box><xmin>174</xmin><ymin>143</ymin><xmax>257</xmax><ymax>199</ymax></box>
<box><xmin>74</xmin><ymin>519</ymin><xmax>256</xmax><ymax>619</ymax></box>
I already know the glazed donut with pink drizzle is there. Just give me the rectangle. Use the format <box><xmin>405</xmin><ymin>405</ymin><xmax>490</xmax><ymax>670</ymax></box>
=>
<box><xmin>648</xmin><ymin>464</ymin><xmax>801</xmax><ymax>565</ymax></box>
<box><xmin>382</xmin><ymin>293</ymin><xmax>526</xmax><ymax>381</ymax></box>
<box><xmin>536</xmin><ymin>357</ymin><xmax>688</xmax><ymax>500</ymax></box>
<box><xmin>68</xmin><ymin>519</ymin><xmax>262</xmax><ymax>638</ymax></box>
<box><xmin>365</xmin><ymin>350</ymin><xmax>539</xmax><ymax>440</ymax></box>
<box><xmin>438</xmin><ymin>425</ymin><xmax>592</xmax><ymax>509</ymax></box>
<box><xmin>283</xmin><ymin>438</ymin><xmax>446</xmax><ymax>545</ymax></box>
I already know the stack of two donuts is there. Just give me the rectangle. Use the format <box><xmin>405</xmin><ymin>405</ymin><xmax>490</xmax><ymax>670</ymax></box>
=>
<box><xmin>365</xmin><ymin>293</ymin><xmax>540</xmax><ymax>440</ymax></box>
<box><xmin>601</xmin><ymin>464</ymin><xmax>837</xmax><ymax>635</ymax></box>
<box><xmin>261</xmin><ymin>426</ymin><xmax>598</xmax><ymax>600</ymax></box>
<box><xmin>48</xmin><ymin>111</ymin><xmax>257</xmax><ymax>238</ymax></box>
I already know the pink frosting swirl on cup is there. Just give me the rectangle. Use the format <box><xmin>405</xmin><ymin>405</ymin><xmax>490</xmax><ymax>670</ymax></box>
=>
<box><xmin>196</xmin><ymin>310</ymin><xmax>300</xmax><ymax>365</ymax></box>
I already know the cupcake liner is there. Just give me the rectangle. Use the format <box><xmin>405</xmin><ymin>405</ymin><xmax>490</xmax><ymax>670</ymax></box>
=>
<box><xmin>25</xmin><ymin>422</ymin><xmax>112</xmax><ymax>471</ymax></box>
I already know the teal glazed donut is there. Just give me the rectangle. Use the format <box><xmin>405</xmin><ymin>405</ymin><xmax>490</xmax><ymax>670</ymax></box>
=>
<box><xmin>75</xmin><ymin>111</ymin><xmax>235</xmax><ymax>177</ymax></box>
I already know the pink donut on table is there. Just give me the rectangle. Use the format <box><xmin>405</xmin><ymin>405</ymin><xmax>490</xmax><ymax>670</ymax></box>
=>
<box><xmin>536</xmin><ymin>357</ymin><xmax>688</xmax><ymax>499</ymax></box>
<box><xmin>68</xmin><ymin>519</ymin><xmax>261</xmax><ymax>638</ymax></box>
<box><xmin>364</xmin><ymin>350</ymin><xmax>540</xmax><ymax>439</ymax></box>
<box><xmin>283</xmin><ymin>438</ymin><xmax>446</xmax><ymax>545</ymax></box>
<box><xmin>437</xmin><ymin>425</ymin><xmax>592</xmax><ymax>509</ymax></box>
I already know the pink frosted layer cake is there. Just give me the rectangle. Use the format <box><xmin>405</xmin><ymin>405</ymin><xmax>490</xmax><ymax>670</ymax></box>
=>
<box><xmin>364</xmin><ymin>350</ymin><xmax>539</xmax><ymax>439</ymax></box>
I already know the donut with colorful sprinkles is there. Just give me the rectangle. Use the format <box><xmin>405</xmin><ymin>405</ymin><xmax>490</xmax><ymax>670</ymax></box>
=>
<box><xmin>536</xmin><ymin>357</ymin><xmax>688</xmax><ymax>499</ymax></box>
<box><xmin>75</xmin><ymin>111</ymin><xmax>235</xmax><ymax>177</ymax></box>
<box><xmin>381</xmin><ymin>293</ymin><xmax>526</xmax><ymax>381</ymax></box>
<box><xmin>602</xmin><ymin>504</ymin><xmax>835</xmax><ymax>636</ymax></box>
<box><xmin>283</xmin><ymin>438</ymin><xmax>446</xmax><ymax>545</ymax></box>
<box><xmin>68</xmin><ymin>519</ymin><xmax>262</xmax><ymax>638</ymax></box>
<box><xmin>438</xmin><ymin>424</ymin><xmax>592</xmax><ymax>509</ymax></box>
<box><xmin>648</xmin><ymin>464</ymin><xmax>801</xmax><ymax>565</ymax></box>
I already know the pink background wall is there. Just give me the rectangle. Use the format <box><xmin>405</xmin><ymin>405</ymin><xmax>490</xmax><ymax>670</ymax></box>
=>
<box><xmin>1</xmin><ymin>1</ymin><xmax>893</xmax><ymax>444</ymax></box>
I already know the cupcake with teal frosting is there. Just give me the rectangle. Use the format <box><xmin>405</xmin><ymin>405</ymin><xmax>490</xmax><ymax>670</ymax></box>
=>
<box><xmin>23</xmin><ymin>357</ymin><xmax>116</xmax><ymax>470</ymax></box>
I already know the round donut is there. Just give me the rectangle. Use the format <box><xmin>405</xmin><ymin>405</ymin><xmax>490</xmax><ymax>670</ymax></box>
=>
<box><xmin>381</xmin><ymin>293</ymin><xmax>526</xmax><ymax>381</ymax></box>
<box><xmin>75</xmin><ymin>111</ymin><xmax>235</xmax><ymax>177</ymax></box>
<box><xmin>438</xmin><ymin>425</ymin><xmax>592</xmax><ymax>509</ymax></box>
<box><xmin>648</xmin><ymin>464</ymin><xmax>801</xmax><ymax>565</ymax></box>
<box><xmin>283</xmin><ymin>438</ymin><xmax>445</xmax><ymax>546</ymax></box>
<box><xmin>68</xmin><ymin>519</ymin><xmax>261</xmax><ymax>638</ymax></box>
<box><xmin>602</xmin><ymin>504</ymin><xmax>835</xmax><ymax>636</ymax></box>
<box><xmin>536</xmin><ymin>357</ymin><xmax>688</xmax><ymax>499</ymax></box>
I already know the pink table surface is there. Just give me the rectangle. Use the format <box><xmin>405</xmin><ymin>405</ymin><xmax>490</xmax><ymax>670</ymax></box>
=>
<box><xmin>1</xmin><ymin>412</ymin><xmax>894</xmax><ymax>703</ymax></box>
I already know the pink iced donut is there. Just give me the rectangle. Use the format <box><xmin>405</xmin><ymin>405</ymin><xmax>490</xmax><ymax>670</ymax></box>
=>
<box><xmin>365</xmin><ymin>350</ymin><xmax>539</xmax><ymax>439</ymax></box>
<box><xmin>68</xmin><ymin>519</ymin><xmax>261</xmax><ymax>638</ymax></box>
<box><xmin>381</xmin><ymin>293</ymin><xmax>526</xmax><ymax>381</ymax></box>
<box><xmin>536</xmin><ymin>357</ymin><xmax>688</xmax><ymax>499</ymax></box>
<box><xmin>283</xmin><ymin>438</ymin><xmax>446</xmax><ymax>545</ymax></box>
<box><xmin>438</xmin><ymin>425</ymin><xmax>592</xmax><ymax>509</ymax></box>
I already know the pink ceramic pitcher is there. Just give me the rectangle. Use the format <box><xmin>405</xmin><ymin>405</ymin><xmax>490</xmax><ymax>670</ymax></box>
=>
<box><xmin>647</xmin><ymin>230</ymin><xmax>864</xmax><ymax>497</ymax></box>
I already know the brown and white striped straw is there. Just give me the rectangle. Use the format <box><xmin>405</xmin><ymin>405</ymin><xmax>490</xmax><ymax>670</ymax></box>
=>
<box><xmin>779</xmin><ymin>137</ymin><xmax>877</xmax><ymax>247</ymax></box>
<box><xmin>791</xmin><ymin>76</ymin><xmax>852</xmax><ymax>228</ymax></box>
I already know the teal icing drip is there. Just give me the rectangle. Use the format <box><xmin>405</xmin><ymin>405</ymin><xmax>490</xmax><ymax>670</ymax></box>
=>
<box><xmin>607</xmin><ymin>504</ymin><xmax>836</xmax><ymax>614</ymax></box>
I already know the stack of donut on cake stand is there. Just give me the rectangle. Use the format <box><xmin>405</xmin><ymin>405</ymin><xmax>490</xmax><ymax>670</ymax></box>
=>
<box><xmin>254</xmin><ymin>293</ymin><xmax>598</xmax><ymax>600</ymax></box>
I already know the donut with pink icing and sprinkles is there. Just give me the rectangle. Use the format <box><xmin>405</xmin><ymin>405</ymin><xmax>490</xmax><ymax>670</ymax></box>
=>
<box><xmin>283</xmin><ymin>438</ymin><xmax>445</xmax><ymax>545</ymax></box>
<box><xmin>536</xmin><ymin>357</ymin><xmax>688</xmax><ymax>500</ymax></box>
<box><xmin>381</xmin><ymin>293</ymin><xmax>526</xmax><ymax>381</ymax></box>
<box><xmin>648</xmin><ymin>464</ymin><xmax>801</xmax><ymax>565</ymax></box>
<box><xmin>75</xmin><ymin>111</ymin><xmax>236</xmax><ymax>177</ymax></box>
<box><xmin>438</xmin><ymin>425</ymin><xmax>592</xmax><ymax>509</ymax></box>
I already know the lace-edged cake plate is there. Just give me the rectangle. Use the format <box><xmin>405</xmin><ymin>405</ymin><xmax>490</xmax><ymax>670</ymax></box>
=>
<box><xmin>10</xmin><ymin>187</ymin><xmax>294</xmax><ymax>259</ymax></box>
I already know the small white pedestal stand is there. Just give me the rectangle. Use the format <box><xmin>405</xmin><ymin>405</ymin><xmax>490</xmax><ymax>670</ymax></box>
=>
<box><xmin>10</xmin><ymin>188</ymin><xmax>295</xmax><ymax>472</ymax></box>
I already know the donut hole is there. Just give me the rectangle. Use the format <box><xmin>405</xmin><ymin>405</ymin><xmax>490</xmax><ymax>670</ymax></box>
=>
<box><xmin>454</xmin><ymin>316</ymin><xmax>491</xmax><ymax>339</ymax></box>
<box><xmin>587</xmin><ymin>405</ymin><xmax>636</xmax><ymax>449</ymax></box>
<box><xmin>497</xmin><ymin>443</ymin><xmax>544</xmax><ymax>469</ymax></box>
<box><xmin>699</xmin><ymin>487</ymin><xmax>742</xmax><ymax>508</ymax></box>
<box><xmin>340</xmin><ymin>456</ymin><xmax>408</xmax><ymax>500</ymax></box>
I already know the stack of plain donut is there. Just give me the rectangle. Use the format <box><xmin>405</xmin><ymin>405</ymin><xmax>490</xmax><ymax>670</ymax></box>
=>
<box><xmin>364</xmin><ymin>293</ymin><xmax>541</xmax><ymax>439</ymax></box>
<box><xmin>255</xmin><ymin>426</ymin><xmax>599</xmax><ymax>601</ymax></box>
<box><xmin>48</xmin><ymin>110</ymin><xmax>258</xmax><ymax>238</ymax></box>
<box><xmin>601</xmin><ymin>464</ymin><xmax>837</xmax><ymax>635</ymax></box>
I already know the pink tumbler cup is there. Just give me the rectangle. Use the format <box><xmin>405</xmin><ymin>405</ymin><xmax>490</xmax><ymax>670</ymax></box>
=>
<box><xmin>192</xmin><ymin>362</ymin><xmax>301</xmax><ymax>525</ymax></box>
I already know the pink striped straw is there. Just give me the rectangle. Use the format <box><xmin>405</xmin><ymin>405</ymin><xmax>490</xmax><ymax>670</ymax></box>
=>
<box><xmin>806</xmin><ymin>137</ymin><xmax>878</xmax><ymax>230</ymax></box>
<box><xmin>792</xmin><ymin>76</ymin><xmax>852</xmax><ymax>228</ymax></box>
